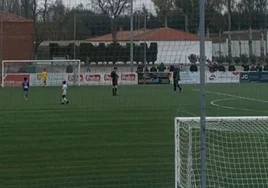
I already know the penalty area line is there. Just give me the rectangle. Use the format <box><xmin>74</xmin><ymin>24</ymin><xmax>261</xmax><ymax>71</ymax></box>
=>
<box><xmin>210</xmin><ymin>98</ymin><xmax>268</xmax><ymax>113</ymax></box>
<box><xmin>193</xmin><ymin>89</ymin><xmax>268</xmax><ymax>103</ymax></box>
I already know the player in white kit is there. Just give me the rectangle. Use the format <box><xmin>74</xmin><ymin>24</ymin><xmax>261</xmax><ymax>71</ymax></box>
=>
<box><xmin>61</xmin><ymin>81</ymin><xmax>69</xmax><ymax>105</ymax></box>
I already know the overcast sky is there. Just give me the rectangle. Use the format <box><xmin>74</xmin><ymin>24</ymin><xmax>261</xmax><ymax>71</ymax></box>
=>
<box><xmin>62</xmin><ymin>0</ymin><xmax>155</xmax><ymax>13</ymax></box>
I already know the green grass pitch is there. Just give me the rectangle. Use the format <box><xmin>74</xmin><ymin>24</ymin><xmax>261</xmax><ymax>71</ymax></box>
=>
<box><xmin>1</xmin><ymin>84</ymin><xmax>268</xmax><ymax>188</ymax></box>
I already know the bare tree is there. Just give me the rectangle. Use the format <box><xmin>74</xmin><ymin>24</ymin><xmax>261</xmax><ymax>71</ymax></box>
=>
<box><xmin>227</xmin><ymin>0</ymin><xmax>233</xmax><ymax>58</ymax></box>
<box><xmin>42</xmin><ymin>0</ymin><xmax>49</xmax><ymax>23</ymax></box>
<box><xmin>152</xmin><ymin>0</ymin><xmax>174</xmax><ymax>28</ymax></box>
<box><xmin>240</xmin><ymin>0</ymin><xmax>255</xmax><ymax>58</ymax></box>
<box><xmin>93</xmin><ymin>0</ymin><xmax>132</xmax><ymax>43</ymax></box>
<box><xmin>1</xmin><ymin>0</ymin><xmax>21</xmax><ymax>14</ymax></box>
<box><xmin>21</xmin><ymin>0</ymin><xmax>30</xmax><ymax>18</ymax></box>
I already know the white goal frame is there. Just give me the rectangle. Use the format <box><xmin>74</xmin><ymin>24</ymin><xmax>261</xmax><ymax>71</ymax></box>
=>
<box><xmin>1</xmin><ymin>59</ymin><xmax>81</xmax><ymax>87</ymax></box>
<box><xmin>174</xmin><ymin>116</ymin><xmax>268</xmax><ymax>188</ymax></box>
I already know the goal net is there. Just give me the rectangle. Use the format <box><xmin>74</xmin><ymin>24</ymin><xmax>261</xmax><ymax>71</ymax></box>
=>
<box><xmin>175</xmin><ymin>116</ymin><xmax>268</xmax><ymax>188</ymax></box>
<box><xmin>1</xmin><ymin>60</ymin><xmax>81</xmax><ymax>87</ymax></box>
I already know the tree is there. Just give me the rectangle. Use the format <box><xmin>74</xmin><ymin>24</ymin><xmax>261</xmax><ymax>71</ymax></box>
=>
<box><xmin>239</xmin><ymin>0</ymin><xmax>255</xmax><ymax>58</ymax></box>
<box><xmin>93</xmin><ymin>0</ymin><xmax>132</xmax><ymax>43</ymax></box>
<box><xmin>40</xmin><ymin>0</ymin><xmax>50</xmax><ymax>23</ymax></box>
<box><xmin>152</xmin><ymin>0</ymin><xmax>174</xmax><ymax>28</ymax></box>
<box><xmin>226</xmin><ymin>0</ymin><xmax>233</xmax><ymax>58</ymax></box>
<box><xmin>1</xmin><ymin>0</ymin><xmax>21</xmax><ymax>15</ymax></box>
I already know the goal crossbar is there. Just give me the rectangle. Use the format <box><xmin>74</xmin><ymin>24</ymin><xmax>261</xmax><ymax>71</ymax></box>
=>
<box><xmin>175</xmin><ymin>116</ymin><xmax>268</xmax><ymax>188</ymax></box>
<box><xmin>175</xmin><ymin>116</ymin><xmax>268</xmax><ymax>122</ymax></box>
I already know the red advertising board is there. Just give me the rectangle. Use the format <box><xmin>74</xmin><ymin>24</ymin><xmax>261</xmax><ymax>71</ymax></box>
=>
<box><xmin>121</xmin><ymin>73</ymin><xmax>136</xmax><ymax>81</ymax></box>
<box><xmin>85</xmin><ymin>74</ymin><xmax>101</xmax><ymax>82</ymax></box>
<box><xmin>104</xmin><ymin>74</ymin><xmax>111</xmax><ymax>81</ymax></box>
<box><xmin>68</xmin><ymin>74</ymin><xmax>83</xmax><ymax>82</ymax></box>
<box><xmin>1</xmin><ymin>74</ymin><xmax>30</xmax><ymax>87</ymax></box>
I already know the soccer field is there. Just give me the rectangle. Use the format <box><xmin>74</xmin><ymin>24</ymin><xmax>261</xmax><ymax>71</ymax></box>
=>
<box><xmin>1</xmin><ymin>84</ymin><xmax>268</xmax><ymax>188</ymax></box>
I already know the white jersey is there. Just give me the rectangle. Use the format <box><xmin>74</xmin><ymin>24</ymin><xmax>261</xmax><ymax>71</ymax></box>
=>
<box><xmin>62</xmin><ymin>84</ymin><xmax>68</xmax><ymax>95</ymax></box>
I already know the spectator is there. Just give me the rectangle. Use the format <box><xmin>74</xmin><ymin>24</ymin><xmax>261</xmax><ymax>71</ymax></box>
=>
<box><xmin>157</xmin><ymin>62</ymin><xmax>166</xmax><ymax>72</ymax></box>
<box><xmin>208</xmin><ymin>61</ymin><xmax>217</xmax><ymax>72</ymax></box>
<box><xmin>242</xmin><ymin>63</ymin><xmax>250</xmax><ymax>71</ymax></box>
<box><xmin>137</xmin><ymin>64</ymin><xmax>144</xmax><ymax>73</ymax></box>
<box><xmin>228</xmin><ymin>64</ymin><xmax>236</xmax><ymax>71</ymax></box>
<box><xmin>256</xmin><ymin>63</ymin><xmax>263</xmax><ymax>72</ymax></box>
<box><xmin>264</xmin><ymin>63</ymin><xmax>268</xmax><ymax>71</ymax></box>
<box><xmin>169</xmin><ymin>65</ymin><xmax>175</xmax><ymax>72</ymax></box>
<box><xmin>250</xmin><ymin>65</ymin><xmax>257</xmax><ymax>71</ymax></box>
<box><xmin>150</xmin><ymin>66</ymin><xmax>157</xmax><ymax>72</ymax></box>
<box><xmin>144</xmin><ymin>66</ymin><xmax>149</xmax><ymax>72</ymax></box>
<box><xmin>86</xmin><ymin>66</ymin><xmax>91</xmax><ymax>72</ymax></box>
<box><xmin>218</xmin><ymin>64</ymin><xmax>226</xmax><ymax>72</ymax></box>
<box><xmin>190</xmin><ymin>63</ymin><xmax>198</xmax><ymax>72</ymax></box>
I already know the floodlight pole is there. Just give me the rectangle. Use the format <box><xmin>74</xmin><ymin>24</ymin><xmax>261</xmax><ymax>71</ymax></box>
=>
<box><xmin>199</xmin><ymin>0</ymin><xmax>206</xmax><ymax>187</ymax></box>
<box><xmin>130</xmin><ymin>0</ymin><xmax>134</xmax><ymax>72</ymax></box>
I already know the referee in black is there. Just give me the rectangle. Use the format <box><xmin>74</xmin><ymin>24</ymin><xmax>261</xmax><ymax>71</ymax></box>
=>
<box><xmin>111</xmin><ymin>67</ymin><xmax>119</xmax><ymax>96</ymax></box>
<box><xmin>173</xmin><ymin>66</ymin><xmax>183</xmax><ymax>92</ymax></box>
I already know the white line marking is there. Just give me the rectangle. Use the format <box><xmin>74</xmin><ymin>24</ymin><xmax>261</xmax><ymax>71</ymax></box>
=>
<box><xmin>210</xmin><ymin>98</ymin><xmax>268</xmax><ymax>113</ymax></box>
<box><xmin>193</xmin><ymin>89</ymin><xmax>268</xmax><ymax>103</ymax></box>
<box><xmin>177</xmin><ymin>106</ymin><xmax>197</xmax><ymax>117</ymax></box>
<box><xmin>210</xmin><ymin>98</ymin><xmax>237</xmax><ymax>109</ymax></box>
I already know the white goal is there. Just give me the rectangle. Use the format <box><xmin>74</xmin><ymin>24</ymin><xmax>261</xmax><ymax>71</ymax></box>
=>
<box><xmin>175</xmin><ymin>116</ymin><xmax>268</xmax><ymax>188</ymax></box>
<box><xmin>1</xmin><ymin>60</ymin><xmax>81</xmax><ymax>87</ymax></box>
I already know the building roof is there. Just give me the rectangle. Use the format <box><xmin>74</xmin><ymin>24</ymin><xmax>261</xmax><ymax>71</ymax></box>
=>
<box><xmin>0</xmin><ymin>11</ymin><xmax>33</xmax><ymax>23</ymax></box>
<box><xmin>88</xmin><ymin>27</ymin><xmax>201</xmax><ymax>42</ymax></box>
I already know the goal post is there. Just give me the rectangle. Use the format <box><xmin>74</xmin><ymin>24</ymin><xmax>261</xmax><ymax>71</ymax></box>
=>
<box><xmin>175</xmin><ymin>116</ymin><xmax>268</xmax><ymax>188</ymax></box>
<box><xmin>1</xmin><ymin>59</ymin><xmax>81</xmax><ymax>87</ymax></box>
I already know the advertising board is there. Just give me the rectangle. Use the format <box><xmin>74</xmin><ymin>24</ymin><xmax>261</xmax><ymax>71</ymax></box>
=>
<box><xmin>138</xmin><ymin>72</ymin><xmax>171</xmax><ymax>84</ymax></box>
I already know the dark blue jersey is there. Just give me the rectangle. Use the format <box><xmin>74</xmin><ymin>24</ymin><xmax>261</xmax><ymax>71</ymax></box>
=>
<box><xmin>22</xmin><ymin>81</ymin><xmax>29</xmax><ymax>90</ymax></box>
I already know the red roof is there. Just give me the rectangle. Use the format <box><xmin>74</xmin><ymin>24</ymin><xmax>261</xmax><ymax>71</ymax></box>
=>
<box><xmin>88</xmin><ymin>27</ymin><xmax>200</xmax><ymax>42</ymax></box>
<box><xmin>0</xmin><ymin>11</ymin><xmax>33</xmax><ymax>23</ymax></box>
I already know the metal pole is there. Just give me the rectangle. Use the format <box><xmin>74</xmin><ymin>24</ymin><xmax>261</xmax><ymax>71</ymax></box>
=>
<box><xmin>185</xmin><ymin>14</ymin><xmax>188</xmax><ymax>32</ymax></box>
<box><xmin>0</xmin><ymin>0</ymin><xmax>3</xmax><ymax>63</ymax></box>
<box><xmin>265</xmin><ymin>12</ymin><xmax>267</xmax><ymax>56</ymax></box>
<box><xmin>73</xmin><ymin>12</ymin><xmax>76</xmax><ymax>59</ymax></box>
<box><xmin>199</xmin><ymin>0</ymin><xmax>206</xmax><ymax>187</ymax></box>
<box><xmin>130</xmin><ymin>0</ymin><xmax>134</xmax><ymax>72</ymax></box>
<box><xmin>143</xmin><ymin>12</ymin><xmax>146</xmax><ymax>65</ymax></box>
<box><xmin>218</xmin><ymin>29</ymin><xmax>221</xmax><ymax>56</ymax></box>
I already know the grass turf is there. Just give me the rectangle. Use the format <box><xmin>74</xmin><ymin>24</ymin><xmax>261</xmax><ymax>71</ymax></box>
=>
<box><xmin>1</xmin><ymin>84</ymin><xmax>268</xmax><ymax>188</ymax></box>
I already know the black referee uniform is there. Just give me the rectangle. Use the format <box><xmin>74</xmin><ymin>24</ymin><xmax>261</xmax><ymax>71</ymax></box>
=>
<box><xmin>173</xmin><ymin>67</ymin><xmax>182</xmax><ymax>92</ymax></box>
<box><xmin>111</xmin><ymin>68</ymin><xmax>119</xmax><ymax>96</ymax></box>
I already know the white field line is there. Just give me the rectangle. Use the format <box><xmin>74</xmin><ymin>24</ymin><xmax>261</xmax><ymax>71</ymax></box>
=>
<box><xmin>210</xmin><ymin>98</ymin><xmax>268</xmax><ymax>113</ymax></box>
<box><xmin>210</xmin><ymin>98</ymin><xmax>237</xmax><ymax>110</ymax></box>
<box><xmin>0</xmin><ymin>108</ymin><xmax>91</xmax><ymax>113</ymax></box>
<box><xmin>193</xmin><ymin>89</ymin><xmax>268</xmax><ymax>104</ymax></box>
<box><xmin>177</xmin><ymin>106</ymin><xmax>197</xmax><ymax>117</ymax></box>
<box><xmin>193</xmin><ymin>89</ymin><xmax>268</xmax><ymax>113</ymax></box>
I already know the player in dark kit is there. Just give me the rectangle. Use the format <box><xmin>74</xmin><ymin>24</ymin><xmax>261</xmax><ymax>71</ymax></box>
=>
<box><xmin>22</xmin><ymin>77</ymin><xmax>29</xmax><ymax>100</ymax></box>
<box><xmin>111</xmin><ymin>67</ymin><xmax>119</xmax><ymax>96</ymax></box>
<box><xmin>173</xmin><ymin>66</ymin><xmax>183</xmax><ymax>92</ymax></box>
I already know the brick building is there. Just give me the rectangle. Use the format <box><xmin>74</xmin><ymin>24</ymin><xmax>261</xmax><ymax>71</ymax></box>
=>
<box><xmin>0</xmin><ymin>11</ymin><xmax>34</xmax><ymax>60</ymax></box>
